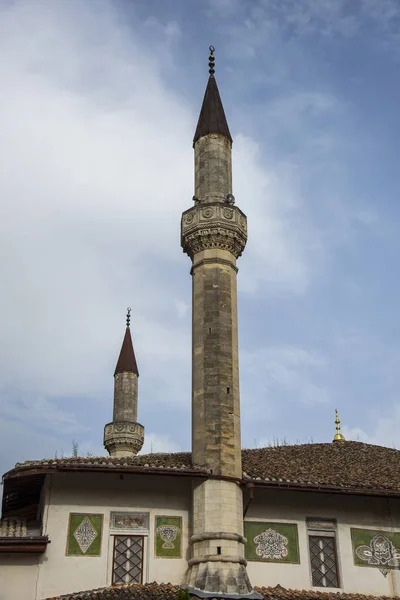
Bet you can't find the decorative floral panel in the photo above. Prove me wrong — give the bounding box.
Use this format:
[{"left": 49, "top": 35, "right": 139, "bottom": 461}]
[
  {"left": 110, "top": 512, "right": 149, "bottom": 531},
  {"left": 66, "top": 513, "right": 103, "bottom": 556},
  {"left": 155, "top": 516, "right": 182, "bottom": 558},
  {"left": 244, "top": 521, "right": 300, "bottom": 563},
  {"left": 351, "top": 528, "right": 400, "bottom": 569}
]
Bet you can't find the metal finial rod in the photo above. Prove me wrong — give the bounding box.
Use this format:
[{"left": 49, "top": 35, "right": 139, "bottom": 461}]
[
  {"left": 126, "top": 307, "right": 131, "bottom": 328},
  {"left": 209, "top": 45, "right": 215, "bottom": 75},
  {"left": 333, "top": 408, "right": 345, "bottom": 442}
]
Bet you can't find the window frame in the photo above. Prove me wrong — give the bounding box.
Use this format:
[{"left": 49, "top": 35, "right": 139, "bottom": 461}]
[
  {"left": 307, "top": 518, "right": 341, "bottom": 589},
  {"left": 111, "top": 534, "right": 145, "bottom": 586}
]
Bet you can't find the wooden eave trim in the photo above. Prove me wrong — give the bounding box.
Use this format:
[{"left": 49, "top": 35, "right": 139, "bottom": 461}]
[
  {"left": 4, "top": 466, "right": 400, "bottom": 499},
  {"left": 0, "top": 536, "right": 49, "bottom": 553},
  {"left": 248, "top": 480, "right": 400, "bottom": 499},
  {"left": 58, "top": 465, "right": 208, "bottom": 477},
  {"left": 3, "top": 465, "right": 209, "bottom": 480}
]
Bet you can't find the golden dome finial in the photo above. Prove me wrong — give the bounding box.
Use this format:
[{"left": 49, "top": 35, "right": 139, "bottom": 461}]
[{"left": 333, "top": 408, "right": 345, "bottom": 442}]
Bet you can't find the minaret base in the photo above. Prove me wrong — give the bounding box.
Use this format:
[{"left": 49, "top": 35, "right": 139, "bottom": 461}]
[
  {"left": 184, "top": 560, "right": 262, "bottom": 599},
  {"left": 185, "top": 480, "right": 261, "bottom": 599}
]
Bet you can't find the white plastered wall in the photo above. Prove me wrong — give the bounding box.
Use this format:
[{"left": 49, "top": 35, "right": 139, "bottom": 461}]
[
  {"left": 35, "top": 471, "right": 192, "bottom": 600},
  {"left": 0, "top": 554, "right": 39, "bottom": 600},
  {"left": 244, "top": 487, "right": 400, "bottom": 597},
  {"left": 3, "top": 474, "right": 400, "bottom": 599}
]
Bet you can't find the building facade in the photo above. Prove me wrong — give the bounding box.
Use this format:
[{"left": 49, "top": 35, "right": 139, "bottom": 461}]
[
  {"left": 1, "top": 48, "right": 400, "bottom": 600},
  {"left": 2, "top": 444, "right": 400, "bottom": 599}
]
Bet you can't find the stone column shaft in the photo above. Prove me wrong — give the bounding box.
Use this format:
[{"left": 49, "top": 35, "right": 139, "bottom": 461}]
[
  {"left": 181, "top": 131, "right": 256, "bottom": 597},
  {"left": 113, "top": 372, "right": 138, "bottom": 422},
  {"left": 192, "top": 249, "right": 241, "bottom": 478},
  {"left": 195, "top": 134, "right": 232, "bottom": 204}
]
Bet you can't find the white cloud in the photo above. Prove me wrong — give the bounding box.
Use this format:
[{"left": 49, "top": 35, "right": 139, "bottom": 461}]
[
  {"left": 0, "top": 2, "right": 191, "bottom": 393},
  {"left": 242, "top": 345, "right": 329, "bottom": 407},
  {"left": 0, "top": 418, "right": 61, "bottom": 475},
  {"left": 208, "top": 0, "right": 400, "bottom": 42},
  {"left": 207, "top": 0, "right": 243, "bottom": 18},
  {"left": 0, "top": 1, "right": 197, "bottom": 472},
  {"left": 141, "top": 432, "right": 182, "bottom": 455},
  {"left": 175, "top": 300, "right": 189, "bottom": 319},
  {"left": 234, "top": 135, "right": 320, "bottom": 294},
  {"left": 0, "top": 392, "right": 86, "bottom": 434},
  {"left": 0, "top": 2, "right": 315, "bottom": 389},
  {"left": 343, "top": 405, "right": 400, "bottom": 450}
]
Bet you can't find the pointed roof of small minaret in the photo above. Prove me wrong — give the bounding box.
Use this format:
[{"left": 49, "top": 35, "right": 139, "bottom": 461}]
[
  {"left": 114, "top": 308, "right": 139, "bottom": 376},
  {"left": 193, "top": 46, "right": 232, "bottom": 147}
]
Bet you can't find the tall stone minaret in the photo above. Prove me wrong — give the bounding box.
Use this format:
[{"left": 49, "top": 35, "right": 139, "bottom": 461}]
[
  {"left": 181, "top": 48, "right": 258, "bottom": 598},
  {"left": 104, "top": 308, "right": 144, "bottom": 458}
]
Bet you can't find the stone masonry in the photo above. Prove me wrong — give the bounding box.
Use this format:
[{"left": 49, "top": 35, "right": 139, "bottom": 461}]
[
  {"left": 181, "top": 61, "right": 259, "bottom": 598},
  {"left": 194, "top": 134, "right": 233, "bottom": 205}
]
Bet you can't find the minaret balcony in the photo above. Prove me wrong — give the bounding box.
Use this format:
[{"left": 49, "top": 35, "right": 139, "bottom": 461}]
[
  {"left": 181, "top": 201, "right": 247, "bottom": 260},
  {"left": 103, "top": 421, "right": 144, "bottom": 457}
]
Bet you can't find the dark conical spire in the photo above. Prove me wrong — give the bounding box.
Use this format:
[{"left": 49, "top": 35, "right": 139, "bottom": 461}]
[
  {"left": 114, "top": 308, "right": 139, "bottom": 376},
  {"left": 193, "top": 46, "right": 232, "bottom": 147}
]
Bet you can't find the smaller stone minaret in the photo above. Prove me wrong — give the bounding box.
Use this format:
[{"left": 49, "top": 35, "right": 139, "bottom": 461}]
[{"left": 104, "top": 308, "right": 144, "bottom": 458}]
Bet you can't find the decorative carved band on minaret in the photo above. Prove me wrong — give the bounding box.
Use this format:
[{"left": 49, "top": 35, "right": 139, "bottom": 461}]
[
  {"left": 104, "top": 309, "right": 144, "bottom": 458},
  {"left": 181, "top": 202, "right": 247, "bottom": 260},
  {"left": 104, "top": 420, "right": 144, "bottom": 457},
  {"left": 181, "top": 48, "right": 260, "bottom": 599}
]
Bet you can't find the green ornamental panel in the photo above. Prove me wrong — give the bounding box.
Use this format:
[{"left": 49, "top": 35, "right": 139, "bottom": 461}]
[
  {"left": 66, "top": 513, "right": 104, "bottom": 556},
  {"left": 351, "top": 528, "right": 400, "bottom": 569},
  {"left": 244, "top": 521, "right": 300, "bottom": 564},
  {"left": 155, "top": 516, "right": 182, "bottom": 558}
]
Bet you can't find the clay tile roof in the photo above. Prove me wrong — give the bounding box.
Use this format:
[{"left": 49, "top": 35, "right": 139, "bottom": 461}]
[
  {"left": 43, "top": 582, "right": 399, "bottom": 600},
  {"left": 114, "top": 327, "right": 139, "bottom": 376},
  {"left": 44, "top": 582, "right": 179, "bottom": 600},
  {"left": 7, "top": 442, "right": 400, "bottom": 496},
  {"left": 242, "top": 441, "right": 400, "bottom": 493},
  {"left": 257, "top": 585, "right": 398, "bottom": 600},
  {"left": 10, "top": 452, "right": 196, "bottom": 475},
  {"left": 193, "top": 75, "right": 232, "bottom": 146}
]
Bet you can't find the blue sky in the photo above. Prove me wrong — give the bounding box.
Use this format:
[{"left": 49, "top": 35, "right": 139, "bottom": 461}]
[{"left": 1, "top": 0, "right": 400, "bottom": 477}]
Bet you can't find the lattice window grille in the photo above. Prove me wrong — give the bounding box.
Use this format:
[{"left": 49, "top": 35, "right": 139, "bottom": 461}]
[
  {"left": 113, "top": 535, "right": 144, "bottom": 585},
  {"left": 309, "top": 535, "right": 340, "bottom": 588}
]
